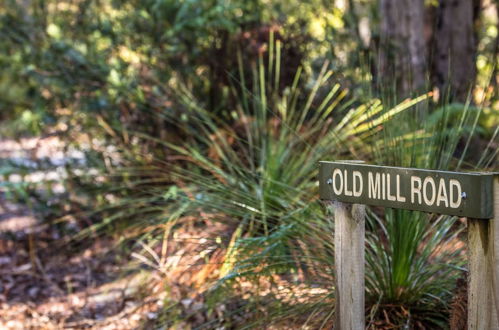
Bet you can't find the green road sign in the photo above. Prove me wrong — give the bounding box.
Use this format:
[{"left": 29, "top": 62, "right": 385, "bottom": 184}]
[{"left": 319, "top": 161, "right": 495, "bottom": 219}]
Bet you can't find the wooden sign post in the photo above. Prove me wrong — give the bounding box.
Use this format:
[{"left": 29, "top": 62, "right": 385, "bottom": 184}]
[
  {"left": 332, "top": 200, "right": 365, "bottom": 329},
  {"left": 319, "top": 161, "right": 498, "bottom": 330}
]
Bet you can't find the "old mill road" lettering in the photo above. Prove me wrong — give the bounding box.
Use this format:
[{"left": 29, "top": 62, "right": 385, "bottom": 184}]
[
  {"left": 319, "top": 161, "right": 494, "bottom": 218},
  {"left": 330, "top": 169, "right": 462, "bottom": 208}
]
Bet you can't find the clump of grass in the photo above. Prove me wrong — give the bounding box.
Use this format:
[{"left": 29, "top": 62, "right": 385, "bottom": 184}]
[{"left": 64, "top": 37, "right": 425, "bottom": 327}]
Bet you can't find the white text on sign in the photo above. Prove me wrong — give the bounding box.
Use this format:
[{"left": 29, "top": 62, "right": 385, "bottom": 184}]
[{"left": 330, "top": 169, "right": 463, "bottom": 208}]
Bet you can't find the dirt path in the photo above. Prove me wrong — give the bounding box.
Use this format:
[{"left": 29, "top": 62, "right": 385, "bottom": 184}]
[{"left": 0, "top": 137, "right": 163, "bottom": 329}]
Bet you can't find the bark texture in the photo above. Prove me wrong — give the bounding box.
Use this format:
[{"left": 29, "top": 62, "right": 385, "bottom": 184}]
[
  {"left": 378, "top": 0, "right": 427, "bottom": 97},
  {"left": 433, "top": 0, "right": 478, "bottom": 102}
]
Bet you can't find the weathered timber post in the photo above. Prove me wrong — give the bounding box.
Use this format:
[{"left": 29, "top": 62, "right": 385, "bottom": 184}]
[
  {"left": 468, "top": 176, "right": 499, "bottom": 329},
  {"left": 331, "top": 200, "right": 365, "bottom": 329}
]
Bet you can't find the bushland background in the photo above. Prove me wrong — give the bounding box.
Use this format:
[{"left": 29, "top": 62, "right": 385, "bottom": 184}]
[{"left": 0, "top": 0, "right": 498, "bottom": 328}]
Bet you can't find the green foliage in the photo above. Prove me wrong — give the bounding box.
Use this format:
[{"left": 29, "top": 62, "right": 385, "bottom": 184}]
[
  {"left": 0, "top": 0, "right": 379, "bottom": 138},
  {"left": 0, "top": 0, "right": 315, "bottom": 137}
]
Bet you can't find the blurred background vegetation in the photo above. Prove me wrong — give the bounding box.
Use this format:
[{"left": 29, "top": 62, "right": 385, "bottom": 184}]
[{"left": 0, "top": 0, "right": 497, "bottom": 328}]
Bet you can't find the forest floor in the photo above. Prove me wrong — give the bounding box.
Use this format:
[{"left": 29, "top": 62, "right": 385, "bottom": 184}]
[{"left": 0, "top": 137, "right": 168, "bottom": 329}]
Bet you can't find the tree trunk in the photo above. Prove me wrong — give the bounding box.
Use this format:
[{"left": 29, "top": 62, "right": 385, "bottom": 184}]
[
  {"left": 378, "top": 0, "right": 427, "bottom": 98},
  {"left": 432, "top": 0, "right": 479, "bottom": 102}
]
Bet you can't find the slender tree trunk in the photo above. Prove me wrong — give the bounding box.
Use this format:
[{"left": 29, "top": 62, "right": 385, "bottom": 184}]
[
  {"left": 378, "top": 0, "right": 427, "bottom": 98},
  {"left": 432, "top": 0, "right": 479, "bottom": 102}
]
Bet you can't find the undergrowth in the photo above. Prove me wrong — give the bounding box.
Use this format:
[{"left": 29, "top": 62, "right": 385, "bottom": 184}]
[{"left": 48, "top": 38, "right": 498, "bottom": 328}]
